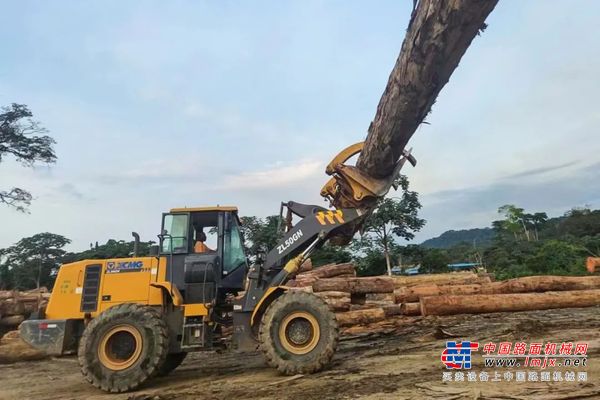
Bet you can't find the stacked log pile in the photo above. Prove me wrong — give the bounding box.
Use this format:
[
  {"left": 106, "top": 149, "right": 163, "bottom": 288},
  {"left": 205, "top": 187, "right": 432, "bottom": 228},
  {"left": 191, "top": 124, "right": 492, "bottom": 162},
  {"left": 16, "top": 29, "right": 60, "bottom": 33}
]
[
  {"left": 0, "top": 288, "right": 49, "bottom": 330},
  {"left": 0, "top": 288, "right": 50, "bottom": 364},
  {"left": 290, "top": 265, "right": 600, "bottom": 334},
  {"left": 290, "top": 263, "right": 421, "bottom": 333}
]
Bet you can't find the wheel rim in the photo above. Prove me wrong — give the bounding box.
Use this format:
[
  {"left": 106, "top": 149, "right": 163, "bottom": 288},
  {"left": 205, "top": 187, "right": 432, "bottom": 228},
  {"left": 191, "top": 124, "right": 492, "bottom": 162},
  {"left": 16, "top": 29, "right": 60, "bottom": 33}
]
[
  {"left": 278, "top": 311, "right": 320, "bottom": 355},
  {"left": 98, "top": 324, "right": 143, "bottom": 370}
]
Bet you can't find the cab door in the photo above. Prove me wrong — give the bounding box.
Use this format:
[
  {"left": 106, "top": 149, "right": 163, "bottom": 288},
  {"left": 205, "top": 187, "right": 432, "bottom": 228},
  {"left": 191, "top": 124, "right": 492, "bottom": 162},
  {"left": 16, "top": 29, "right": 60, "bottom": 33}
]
[{"left": 220, "top": 212, "right": 248, "bottom": 290}]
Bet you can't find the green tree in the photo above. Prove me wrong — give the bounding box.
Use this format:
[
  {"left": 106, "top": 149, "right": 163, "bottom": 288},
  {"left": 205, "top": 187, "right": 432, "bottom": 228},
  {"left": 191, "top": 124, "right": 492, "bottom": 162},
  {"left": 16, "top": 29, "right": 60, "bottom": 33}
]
[
  {"left": 239, "top": 215, "right": 280, "bottom": 255},
  {"left": 422, "top": 248, "right": 451, "bottom": 273},
  {"left": 62, "top": 239, "right": 156, "bottom": 263},
  {"left": 0, "top": 233, "right": 70, "bottom": 290},
  {"left": 353, "top": 242, "right": 388, "bottom": 276},
  {"left": 310, "top": 244, "right": 352, "bottom": 267},
  {"left": 528, "top": 212, "right": 548, "bottom": 241},
  {"left": 498, "top": 204, "right": 529, "bottom": 241},
  {"left": 359, "top": 175, "right": 425, "bottom": 276},
  {"left": 526, "top": 240, "right": 586, "bottom": 275},
  {"left": 0, "top": 104, "right": 56, "bottom": 211},
  {"left": 558, "top": 208, "right": 600, "bottom": 237}
]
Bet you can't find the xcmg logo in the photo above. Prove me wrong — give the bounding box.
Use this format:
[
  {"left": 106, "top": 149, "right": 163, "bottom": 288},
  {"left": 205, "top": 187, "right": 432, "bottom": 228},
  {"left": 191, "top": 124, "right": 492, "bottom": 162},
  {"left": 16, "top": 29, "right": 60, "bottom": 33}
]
[{"left": 106, "top": 260, "right": 144, "bottom": 274}]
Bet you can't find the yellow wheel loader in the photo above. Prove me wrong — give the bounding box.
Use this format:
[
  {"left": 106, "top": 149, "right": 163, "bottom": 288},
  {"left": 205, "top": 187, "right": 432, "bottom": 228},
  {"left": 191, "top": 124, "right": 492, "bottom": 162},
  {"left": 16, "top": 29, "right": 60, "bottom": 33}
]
[{"left": 19, "top": 143, "right": 416, "bottom": 393}]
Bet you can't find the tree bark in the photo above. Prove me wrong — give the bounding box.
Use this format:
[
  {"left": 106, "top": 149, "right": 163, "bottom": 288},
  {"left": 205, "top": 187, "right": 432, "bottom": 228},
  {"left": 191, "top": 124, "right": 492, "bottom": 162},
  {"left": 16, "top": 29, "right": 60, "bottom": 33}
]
[
  {"left": 400, "top": 302, "right": 421, "bottom": 316},
  {"left": 335, "top": 308, "right": 386, "bottom": 327},
  {"left": 324, "top": 299, "right": 351, "bottom": 312},
  {"left": 395, "top": 276, "right": 600, "bottom": 302},
  {"left": 313, "top": 277, "right": 395, "bottom": 294},
  {"left": 383, "top": 227, "right": 392, "bottom": 276},
  {"left": 366, "top": 293, "right": 395, "bottom": 302},
  {"left": 301, "top": 263, "right": 356, "bottom": 279},
  {"left": 392, "top": 271, "right": 488, "bottom": 288},
  {"left": 382, "top": 304, "right": 404, "bottom": 317},
  {"left": 420, "top": 289, "right": 600, "bottom": 316},
  {"left": 314, "top": 291, "right": 350, "bottom": 299},
  {"left": 484, "top": 275, "right": 600, "bottom": 293},
  {"left": 0, "top": 315, "right": 25, "bottom": 327},
  {"left": 356, "top": 0, "right": 499, "bottom": 179},
  {"left": 298, "top": 258, "right": 313, "bottom": 274}
]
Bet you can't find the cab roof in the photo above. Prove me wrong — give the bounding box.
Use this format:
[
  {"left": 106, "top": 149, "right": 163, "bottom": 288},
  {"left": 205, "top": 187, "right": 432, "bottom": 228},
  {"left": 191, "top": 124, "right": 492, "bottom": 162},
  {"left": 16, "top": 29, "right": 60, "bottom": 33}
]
[{"left": 170, "top": 206, "right": 238, "bottom": 213}]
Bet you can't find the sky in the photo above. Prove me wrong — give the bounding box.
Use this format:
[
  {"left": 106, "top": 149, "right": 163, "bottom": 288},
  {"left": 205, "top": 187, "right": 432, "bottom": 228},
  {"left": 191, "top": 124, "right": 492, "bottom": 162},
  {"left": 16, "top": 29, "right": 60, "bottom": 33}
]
[{"left": 1, "top": 1, "right": 599, "bottom": 251}]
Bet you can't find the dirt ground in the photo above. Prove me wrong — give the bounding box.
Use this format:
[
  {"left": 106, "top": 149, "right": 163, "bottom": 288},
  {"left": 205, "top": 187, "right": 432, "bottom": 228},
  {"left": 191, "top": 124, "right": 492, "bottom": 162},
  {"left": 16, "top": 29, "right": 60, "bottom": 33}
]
[{"left": 1, "top": 307, "right": 598, "bottom": 400}]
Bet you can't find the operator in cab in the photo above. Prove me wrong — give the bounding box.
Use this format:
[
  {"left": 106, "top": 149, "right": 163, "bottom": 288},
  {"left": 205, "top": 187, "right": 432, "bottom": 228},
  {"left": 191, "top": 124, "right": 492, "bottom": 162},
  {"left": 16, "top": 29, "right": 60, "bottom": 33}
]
[{"left": 194, "top": 227, "right": 214, "bottom": 253}]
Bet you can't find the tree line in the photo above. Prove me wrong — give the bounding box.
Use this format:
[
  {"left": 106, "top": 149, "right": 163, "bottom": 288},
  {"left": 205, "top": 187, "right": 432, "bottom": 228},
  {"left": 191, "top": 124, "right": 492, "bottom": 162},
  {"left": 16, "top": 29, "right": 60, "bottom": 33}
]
[
  {"left": 0, "top": 176, "right": 425, "bottom": 290},
  {"left": 1, "top": 102, "right": 597, "bottom": 290}
]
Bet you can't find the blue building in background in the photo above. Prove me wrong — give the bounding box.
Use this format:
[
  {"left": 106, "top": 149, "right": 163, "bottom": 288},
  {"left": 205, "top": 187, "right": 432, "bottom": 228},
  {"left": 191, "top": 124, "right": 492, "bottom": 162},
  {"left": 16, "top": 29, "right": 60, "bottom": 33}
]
[
  {"left": 391, "top": 262, "right": 482, "bottom": 275},
  {"left": 447, "top": 262, "right": 482, "bottom": 271}
]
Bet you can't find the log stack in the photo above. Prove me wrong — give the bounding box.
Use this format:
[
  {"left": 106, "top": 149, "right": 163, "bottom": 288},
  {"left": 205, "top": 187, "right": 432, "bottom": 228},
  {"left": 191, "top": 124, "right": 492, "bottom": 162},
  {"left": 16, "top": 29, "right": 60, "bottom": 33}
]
[
  {"left": 0, "top": 288, "right": 50, "bottom": 331},
  {"left": 289, "top": 263, "right": 401, "bottom": 333},
  {"left": 0, "top": 288, "right": 50, "bottom": 364},
  {"left": 289, "top": 265, "right": 600, "bottom": 334}
]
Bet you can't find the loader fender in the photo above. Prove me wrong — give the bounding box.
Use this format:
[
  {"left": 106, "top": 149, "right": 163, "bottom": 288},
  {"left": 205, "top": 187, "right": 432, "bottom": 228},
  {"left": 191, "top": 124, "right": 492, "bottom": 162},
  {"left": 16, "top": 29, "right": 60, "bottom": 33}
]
[
  {"left": 150, "top": 282, "right": 184, "bottom": 306},
  {"left": 250, "top": 286, "right": 287, "bottom": 327}
]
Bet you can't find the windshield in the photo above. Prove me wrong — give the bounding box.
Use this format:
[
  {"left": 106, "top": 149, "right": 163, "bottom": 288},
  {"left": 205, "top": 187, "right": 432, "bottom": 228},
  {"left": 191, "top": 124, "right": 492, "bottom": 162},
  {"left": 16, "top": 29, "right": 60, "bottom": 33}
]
[
  {"left": 162, "top": 214, "right": 189, "bottom": 254},
  {"left": 223, "top": 216, "right": 246, "bottom": 274}
]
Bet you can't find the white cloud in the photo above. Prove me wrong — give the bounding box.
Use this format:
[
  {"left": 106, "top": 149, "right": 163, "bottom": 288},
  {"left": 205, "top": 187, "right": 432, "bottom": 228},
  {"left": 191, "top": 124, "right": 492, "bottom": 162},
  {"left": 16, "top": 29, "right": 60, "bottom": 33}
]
[{"left": 218, "top": 160, "right": 323, "bottom": 190}]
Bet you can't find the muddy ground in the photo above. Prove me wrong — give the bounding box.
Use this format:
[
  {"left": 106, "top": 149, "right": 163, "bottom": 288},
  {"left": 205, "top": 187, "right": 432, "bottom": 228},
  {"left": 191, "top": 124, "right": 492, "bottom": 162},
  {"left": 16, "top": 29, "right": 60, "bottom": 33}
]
[{"left": 1, "top": 307, "right": 599, "bottom": 400}]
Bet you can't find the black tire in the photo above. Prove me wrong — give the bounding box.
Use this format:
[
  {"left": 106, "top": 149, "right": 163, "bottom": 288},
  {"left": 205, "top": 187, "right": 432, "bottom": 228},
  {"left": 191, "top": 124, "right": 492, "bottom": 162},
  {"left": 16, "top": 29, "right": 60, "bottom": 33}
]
[
  {"left": 78, "top": 303, "right": 169, "bottom": 393},
  {"left": 156, "top": 352, "right": 187, "bottom": 377},
  {"left": 259, "top": 291, "right": 338, "bottom": 375}
]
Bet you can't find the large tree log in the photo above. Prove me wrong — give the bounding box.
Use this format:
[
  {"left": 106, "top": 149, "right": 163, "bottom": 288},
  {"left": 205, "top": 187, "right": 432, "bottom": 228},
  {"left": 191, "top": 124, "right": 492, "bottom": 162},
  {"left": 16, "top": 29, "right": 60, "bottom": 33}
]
[
  {"left": 288, "top": 275, "right": 318, "bottom": 288},
  {"left": 0, "top": 334, "right": 47, "bottom": 364},
  {"left": 335, "top": 308, "right": 386, "bottom": 327},
  {"left": 306, "top": 263, "right": 356, "bottom": 279},
  {"left": 366, "top": 293, "right": 396, "bottom": 302},
  {"left": 313, "top": 277, "right": 395, "bottom": 294},
  {"left": 382, "top": 304, "right": 404, "bottom": 317},
  {"left": 487, "top": 276, "right": 600, "bottom": 293},
  {"left": 314, "top": 291, "right": 349, "bottom": 299},
  {"left": 401, "top": 302, "right": 421, "bottom": 316},
  {"left": 397, "top": 276, "right": 600, "bottom": 302},
  {"left": 392, "top": 272, "right": 488, "bottom": 288},
  {"left": 325, "top": 299, "right": 351, "bottom": 312},
  {"left": 0, "top": 315, "right": 25, "bottom": 327},
  {"left": 355, "top": 0, "right": 498, "bottom": 179},
  {"left": 298, "top": 258, "right": 313, "bottom": 274},
  {"left": 395, "top": 283, "right": 487, "bottom": 302},
  {"left": 420, "top": 289, "right": 600, "bottom": 316}
]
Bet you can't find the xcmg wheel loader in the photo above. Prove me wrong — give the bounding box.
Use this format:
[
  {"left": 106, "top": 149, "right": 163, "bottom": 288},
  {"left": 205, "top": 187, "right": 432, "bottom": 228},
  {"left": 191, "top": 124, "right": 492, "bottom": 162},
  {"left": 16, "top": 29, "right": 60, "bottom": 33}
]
[{"left": 19, "top": 143, "right": 415, "bottom": 392}]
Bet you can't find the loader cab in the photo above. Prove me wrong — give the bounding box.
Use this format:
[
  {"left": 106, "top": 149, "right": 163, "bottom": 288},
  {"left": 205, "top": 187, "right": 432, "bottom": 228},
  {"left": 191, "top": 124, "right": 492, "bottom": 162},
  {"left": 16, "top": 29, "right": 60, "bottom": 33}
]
[{"left": 160, "top": 206, "right": 248, "bottom": 304}]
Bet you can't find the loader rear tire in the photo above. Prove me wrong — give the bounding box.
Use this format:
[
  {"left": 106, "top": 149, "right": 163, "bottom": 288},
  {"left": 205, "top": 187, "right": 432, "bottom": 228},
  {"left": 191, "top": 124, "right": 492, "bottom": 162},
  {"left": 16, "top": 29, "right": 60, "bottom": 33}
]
[
  {"left": 259, "top": 291, "right": 338, "bottom": 375},
  {"left": 156, "top": 352, "right": 187, "bottom": 376},
  {"left": 78, "top": 303, "right": 168, "bottom": 393}
]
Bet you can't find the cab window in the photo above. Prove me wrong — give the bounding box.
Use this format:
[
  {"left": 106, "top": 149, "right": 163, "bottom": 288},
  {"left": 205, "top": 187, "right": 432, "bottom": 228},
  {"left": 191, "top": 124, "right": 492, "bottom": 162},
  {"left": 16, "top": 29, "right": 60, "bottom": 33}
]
[
  {"left": 223, "top": 217, "right": 246, "bottom": 274},
  {"left": 162, "top": 214, "right": 189, "bottom": 254}
]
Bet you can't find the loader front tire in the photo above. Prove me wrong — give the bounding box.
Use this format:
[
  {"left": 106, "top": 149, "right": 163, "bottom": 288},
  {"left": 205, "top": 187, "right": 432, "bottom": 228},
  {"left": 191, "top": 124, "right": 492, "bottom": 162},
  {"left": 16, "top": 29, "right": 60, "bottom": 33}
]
[
  {"left": 78, "top": 303, "right": 168, "bottom": 393},
  {"left": 259, "top": 291, "right": 338, "bottom": 375}
]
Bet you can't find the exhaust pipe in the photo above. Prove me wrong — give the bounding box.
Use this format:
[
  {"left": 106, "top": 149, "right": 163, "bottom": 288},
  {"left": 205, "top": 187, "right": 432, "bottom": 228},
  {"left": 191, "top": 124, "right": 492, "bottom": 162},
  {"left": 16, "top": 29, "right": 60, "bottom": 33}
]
[{"left": 132, "top": 232, "right": 140, "bottom": 257}]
